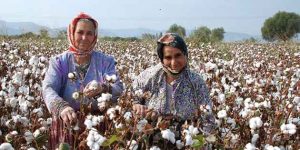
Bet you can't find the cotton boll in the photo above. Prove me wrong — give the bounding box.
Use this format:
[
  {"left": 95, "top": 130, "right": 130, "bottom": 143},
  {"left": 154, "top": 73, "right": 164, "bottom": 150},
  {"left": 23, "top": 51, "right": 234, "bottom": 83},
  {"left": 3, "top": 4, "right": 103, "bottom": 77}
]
[
  {"left": 101, "top": 93, "right": 112, "bottom": 101},
  {"left": 0, "top": 143, "right": 14, "bottom": 150},
  {"left": 264, "top": 144, "right": 281, "bottom": 150},
  {"left": 217, "top": 110, "right": 227, "bottom": 119},
  {"left": 33, "top": 129, "right": 40, "bottom": 138},
  {"left": 150, "top": 146, "right": 160, "bottom": 150},
  {"left": 218, "top": 94, "right": 226, "bottom": 104},
  {"left": 176, "top": 140, "right": 184, "bottom": 149},
  {"left": 24, "top": 68, "right": 31, "bottom": 75},
  {"left": 245, "top": 143, "right": 256, "bottom": 150},
  {"left": 249, "top": 117, "right": 263, "bottom": 130},
  {"left": 185, "top": 134, "right": 193, "bottom": 146},
  {"left": 206, "top": 134, "right": 217, "bottom": 143},
  {"left": 188, "top": 125, "right": 199, "bottom": 135},
  {"left": 293, "top": 96, "right": 300, "bottom": 104},
  {"left": 29, "top": 56, "right": 39, "bottom": 66},
  {"left": 134, "top": 89, "right": 143, "bottom": 97},
  {"left": 98, "top": 102, "right": 107, "bottom": 110},
  {"left": 251, "top": 134, "right": 259, "bottom": 144},
  {"left": 127, "top": 140, "right": 138, "bottom": 150},
  {"left": 105, "top": 75, "right": 112, "bottom": 82},
  {"left": 72, "top": 92, "right": 80, "bottom": 100},
  {"left": 115, "top": 123, "right": 123, "bottom": 129},
  {"left": 123, "top": 112, "right": 132, "bottom": 122},
  {"left": 137, "top": 119, "right": 148, "bottom": 132},
  {"left": 86, "top": 129, "right": 106, "bottom": 150},
  {"left": 110, "top": 74, "right": 117, "bottom": 82},
  {"left": 24, "top": 131, "right": 34, "bottom": 144},
  {"left": 39, "top": 56, "right": 47, "bottom": 63},
  {"left": 8, "top": 97, "right": 18, "bottom": 108},
  {"left": 84, "top": 119, "right": 93, "bottom": 129},
  {"left": 68, "top": 72, "right": 76, "bottom": 79},
  {"left": 32, "top": 108, "right": 43, "bottom": 117},
  {"left": 89, "top": 80, "right": 99, "bottom": 90},
  {"left": 280, "top": 123, "right": 297, "bottom": 135},
  {"left": 230, "top": 134, "right": 239, "bottom": 144},
  {"left": 73, "top": 123, "right": 80, "bottom": 131},
  {"left": 161, "top": 129, "right": 175, "bottom": 144}
]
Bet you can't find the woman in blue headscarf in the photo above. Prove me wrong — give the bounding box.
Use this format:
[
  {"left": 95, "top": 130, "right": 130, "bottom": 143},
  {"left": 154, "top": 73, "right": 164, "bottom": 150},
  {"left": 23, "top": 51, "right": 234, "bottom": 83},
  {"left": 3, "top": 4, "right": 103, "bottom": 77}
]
[{"left": 132, "top": 33, "right": 215, "bottom": 132}]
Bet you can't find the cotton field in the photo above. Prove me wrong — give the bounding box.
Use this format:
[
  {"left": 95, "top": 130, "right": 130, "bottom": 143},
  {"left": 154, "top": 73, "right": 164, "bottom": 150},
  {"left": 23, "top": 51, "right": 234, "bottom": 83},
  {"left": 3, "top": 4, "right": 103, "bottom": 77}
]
[{"left": 0, "top": 38, "right": 299, "bottom": 150}]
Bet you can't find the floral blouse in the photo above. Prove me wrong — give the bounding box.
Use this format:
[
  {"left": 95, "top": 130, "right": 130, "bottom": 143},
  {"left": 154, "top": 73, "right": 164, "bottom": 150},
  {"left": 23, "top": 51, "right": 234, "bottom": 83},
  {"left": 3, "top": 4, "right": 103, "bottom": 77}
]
[
  {"left": 42, "top": 50, "right": 124, "bottom": 116},
  {"left": 133, "top": 64, "right": 215, "bottom": 131}
]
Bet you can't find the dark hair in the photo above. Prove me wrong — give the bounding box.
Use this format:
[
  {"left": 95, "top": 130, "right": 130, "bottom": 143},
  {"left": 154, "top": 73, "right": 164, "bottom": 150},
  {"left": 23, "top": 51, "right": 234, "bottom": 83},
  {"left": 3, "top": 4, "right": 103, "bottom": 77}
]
[{"left": 157, "top": 33, "right": 188, "bottom": 62}]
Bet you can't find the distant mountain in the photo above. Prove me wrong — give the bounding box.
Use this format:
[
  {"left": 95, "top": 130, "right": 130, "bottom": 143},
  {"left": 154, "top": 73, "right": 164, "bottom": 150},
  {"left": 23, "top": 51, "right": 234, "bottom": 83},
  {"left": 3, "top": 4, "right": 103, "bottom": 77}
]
[
  {"left": 0, "top": 20, "right": 48, "bottom": 35},
  {"left": 223, "top": 32, "right": 261, "bottom": 42},
  {"left": 100, "top": 28, "right": 162, "bottom": 37},
  {"left": 0, "top": 20, "right": 265, "bottom": 42}
]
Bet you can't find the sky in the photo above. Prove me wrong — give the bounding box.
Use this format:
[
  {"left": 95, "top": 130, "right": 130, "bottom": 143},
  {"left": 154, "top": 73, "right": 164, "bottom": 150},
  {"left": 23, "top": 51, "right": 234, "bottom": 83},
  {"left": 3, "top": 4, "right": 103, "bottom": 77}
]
[{"left": 0, "top": 0, "right": 299, "bottom": 35}]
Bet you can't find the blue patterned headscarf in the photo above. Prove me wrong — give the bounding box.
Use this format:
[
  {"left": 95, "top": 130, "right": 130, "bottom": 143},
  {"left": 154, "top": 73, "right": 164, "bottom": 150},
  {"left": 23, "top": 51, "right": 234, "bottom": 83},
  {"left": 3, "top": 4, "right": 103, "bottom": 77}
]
[{"left": 157, "top": 33, "right": 188, "bottom": 62}]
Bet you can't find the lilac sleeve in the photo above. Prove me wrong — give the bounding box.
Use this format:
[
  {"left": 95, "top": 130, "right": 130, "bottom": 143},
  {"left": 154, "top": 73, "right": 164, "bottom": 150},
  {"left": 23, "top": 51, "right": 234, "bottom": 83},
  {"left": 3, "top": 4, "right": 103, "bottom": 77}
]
[
  {"left": 42, "top": 57, "right": 69, "bottom": 116},
  {"left": 105, "top": 58, "right": 124, "bottom": 102}
]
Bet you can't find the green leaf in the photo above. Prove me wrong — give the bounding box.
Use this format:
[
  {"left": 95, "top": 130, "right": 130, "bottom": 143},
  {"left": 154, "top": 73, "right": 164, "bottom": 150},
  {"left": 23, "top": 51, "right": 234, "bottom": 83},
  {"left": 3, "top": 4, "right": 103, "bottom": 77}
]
[
  {"left": 58, "top": 143, "right": 70, "bottom": 150},
  {"left": 192, "top": 139, "right": 204, "bottom": 148},
  {"left": 102, "top": 135, "right": 120, "bottom": 147},
  {"left": 35, "top": 133, "right": 48, "bottom": 147},
  {"left": 192, "top": 135, "right": 205, "bottom": 148}
]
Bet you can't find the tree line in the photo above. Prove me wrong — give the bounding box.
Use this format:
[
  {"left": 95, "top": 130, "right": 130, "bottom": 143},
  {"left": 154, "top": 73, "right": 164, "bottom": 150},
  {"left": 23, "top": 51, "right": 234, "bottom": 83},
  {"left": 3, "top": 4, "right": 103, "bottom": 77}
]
[{"left": 4, "top": 11, "right": 300, "bottom": 43}]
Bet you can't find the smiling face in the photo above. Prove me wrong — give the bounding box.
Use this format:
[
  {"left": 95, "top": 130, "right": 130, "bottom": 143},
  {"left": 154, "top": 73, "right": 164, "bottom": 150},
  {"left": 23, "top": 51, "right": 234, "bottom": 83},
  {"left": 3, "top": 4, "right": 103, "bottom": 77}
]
[
  {"left": 74, "top": 20, "right": 96, "bottom": 51},
  {"left": 162, "top": 45, "right": 187, "bottom": 73}
]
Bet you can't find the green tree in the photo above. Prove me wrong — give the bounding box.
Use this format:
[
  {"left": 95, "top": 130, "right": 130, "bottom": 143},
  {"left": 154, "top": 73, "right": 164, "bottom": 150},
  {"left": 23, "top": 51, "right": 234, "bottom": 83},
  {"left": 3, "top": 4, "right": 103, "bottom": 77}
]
[
  {"left": 57, "top": 30, "right": 67, "bottom": 39},
  {"left": 19, "top": 32, "right": 37, "bottom": 38},
  {"left": 261, "top": 11, "right": 300, "bottom": 41},
  {"left": 141, "top": 33, "right": 156, "bottom": 40},
  {"left": 39, "top": 28, "right": 49, "bottom": 39},
  {"left": 211, "top": 27, "right": 225, "bottom": 42},
  {"left": 190, "top": 26, "right": 211, "bottom": 44},
  {"left": 167, "top": 24, "right": 186, "bottom": 37}
]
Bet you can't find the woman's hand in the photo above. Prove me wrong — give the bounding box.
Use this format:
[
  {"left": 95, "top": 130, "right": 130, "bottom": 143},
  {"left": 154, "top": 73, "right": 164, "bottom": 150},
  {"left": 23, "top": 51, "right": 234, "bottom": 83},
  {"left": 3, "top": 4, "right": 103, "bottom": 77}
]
[
  {"left": 60, "top": 106, "right": 77, "bottom": 126},
  {"left": 132, "top": 104, "right": 148, "bottom": 117},
  {"left": 133, "top": 104, "right": 159, "bottom": 120},
  {"left": 83, "top": 81, "right": 104, "bottom": 98}
]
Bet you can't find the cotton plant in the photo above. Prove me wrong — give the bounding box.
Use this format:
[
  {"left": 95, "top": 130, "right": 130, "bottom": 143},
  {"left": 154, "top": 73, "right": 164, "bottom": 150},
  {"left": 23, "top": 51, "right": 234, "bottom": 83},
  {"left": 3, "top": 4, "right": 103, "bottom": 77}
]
[
  {"left": 251, "top": 133, "right": 259, "bottom": 145},
  {"left": 5, "top": 131, "right": 18, "bottom": 142},
  {"left": 24, "top": 131, "right": 34, "bottom": 144},
  {"left": 176, "top": 140, "right": 184, "bottom": 149},
  {"left": 33, "top": 129, "right": 41, "bottom": 138},
  {"left": 149, "top": 146, "right": 161, "bottom": 150},
  {"left": 84, "top": 114, "right": 104, "bottom": 129},
  {"left": 245, "top": 143, "right": 256, "bottom": 150},
  {"left": 86, "top": 129, "right": 107, "bottom": 150},
  {"left": 136, "top": 118, "right": 148, "bottom": 132},
  {"left": 123, "top": 111, "right": 132, "bottom": 122},
  {"left": 106, "top": 107, "right": 117, "bottom": 120},
  {"left": 97, "top": 93, "right": 112, "bottom": 111},
  {"left": 127, "top": 140, "right": 138, "bottom": 150},
  {"left": 264, "top": 144, "right": 280, "bottom": 150},
  {"left": 0, "top": 143, "right": 14, "bottom": 150},
  {"left": 249, "top": 117, "right": 263, "bottom": 130},
  {"left": 198, "top": 104, "right": 212, "bottom": 114},
  {"left": 161, "top": 129, "right": 176, "bottom": 144},
  {"left": 217, "top": 110, "right": 227, "bottom": 119},
  {"left": 32, "top": 108, "right": 44, "bottom": 117},
  {"left": 280, "top": 123, "right": 297, "bottom": 135},
  {"left": 105, "top": 74, "right": 117, "bottom": 83}
]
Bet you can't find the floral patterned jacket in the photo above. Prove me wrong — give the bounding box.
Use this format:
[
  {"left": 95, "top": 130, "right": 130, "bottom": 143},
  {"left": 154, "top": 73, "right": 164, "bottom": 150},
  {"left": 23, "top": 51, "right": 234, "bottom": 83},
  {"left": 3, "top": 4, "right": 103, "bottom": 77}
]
[{"left": 42, "top": 50, "right": 124, "bottom": 116}]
